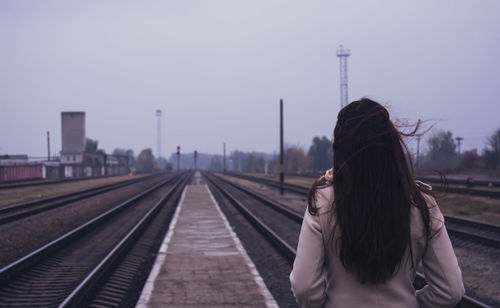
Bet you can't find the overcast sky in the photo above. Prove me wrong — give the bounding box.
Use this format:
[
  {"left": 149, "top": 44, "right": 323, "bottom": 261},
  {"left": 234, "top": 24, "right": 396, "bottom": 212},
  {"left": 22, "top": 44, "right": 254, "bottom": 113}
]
[{"left": 1, "top": 1, "right": 499, "bottom": 160}]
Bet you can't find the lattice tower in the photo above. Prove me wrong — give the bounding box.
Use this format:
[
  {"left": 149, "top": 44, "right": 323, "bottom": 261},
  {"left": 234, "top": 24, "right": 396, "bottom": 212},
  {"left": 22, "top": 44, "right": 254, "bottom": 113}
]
[{"left": 336, "top": 45, "right": 351, "bottom": 108}]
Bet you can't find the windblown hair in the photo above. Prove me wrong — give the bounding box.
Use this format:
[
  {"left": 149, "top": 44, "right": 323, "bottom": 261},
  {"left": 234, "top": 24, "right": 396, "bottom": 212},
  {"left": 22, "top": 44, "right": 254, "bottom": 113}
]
[{"left": 308, "top": 98, "right": 432, "bottom": 284}]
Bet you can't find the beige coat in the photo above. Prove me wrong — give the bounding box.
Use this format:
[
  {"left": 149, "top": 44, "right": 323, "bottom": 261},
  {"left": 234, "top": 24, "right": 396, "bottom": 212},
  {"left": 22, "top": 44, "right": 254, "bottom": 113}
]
[{"left": 290, "top": 175, "right": 464, "bottom": 308}]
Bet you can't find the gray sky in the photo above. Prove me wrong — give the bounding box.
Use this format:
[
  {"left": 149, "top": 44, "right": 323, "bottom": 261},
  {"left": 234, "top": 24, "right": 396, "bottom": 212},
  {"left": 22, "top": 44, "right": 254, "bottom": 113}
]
[{"left": 1, "top": 1, "right": 499, "bottom": 159}]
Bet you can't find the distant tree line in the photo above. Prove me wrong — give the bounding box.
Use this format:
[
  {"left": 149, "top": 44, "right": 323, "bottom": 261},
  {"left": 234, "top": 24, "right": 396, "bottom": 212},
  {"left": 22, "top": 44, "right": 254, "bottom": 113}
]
[
  {"left": 416, "top": 128, "right": 500, "bottom": 172},
  {"left": 105, "top": 126, "right": 500, "bottom": 175},
  {"left": 230, "top": 151, "right": 269, "bottom": 173},
  {"left": 223, "top": 127, "right": 500, "bottom": 175},
  {"left": 228, "top": 137, "right": 332, "bottom": 174}
]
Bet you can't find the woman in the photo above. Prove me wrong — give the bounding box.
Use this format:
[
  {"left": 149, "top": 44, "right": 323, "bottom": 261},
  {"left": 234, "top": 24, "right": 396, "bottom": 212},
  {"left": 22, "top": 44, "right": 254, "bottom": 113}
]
[{"left": 290, "top": 98, "right": 464, "bottom": 307}]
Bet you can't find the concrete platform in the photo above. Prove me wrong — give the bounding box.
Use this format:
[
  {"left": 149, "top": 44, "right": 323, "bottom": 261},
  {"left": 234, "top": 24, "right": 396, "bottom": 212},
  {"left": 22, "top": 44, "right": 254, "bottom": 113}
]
[{"left": 136, "top": 180, "right": 277, "bottom": 308}]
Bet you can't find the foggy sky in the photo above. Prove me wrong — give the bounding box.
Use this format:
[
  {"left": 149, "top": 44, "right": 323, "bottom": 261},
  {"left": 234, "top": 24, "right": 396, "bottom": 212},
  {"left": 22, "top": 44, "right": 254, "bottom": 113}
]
[{"left": 1, "top": 1, "right": 499, "bottom": 160}]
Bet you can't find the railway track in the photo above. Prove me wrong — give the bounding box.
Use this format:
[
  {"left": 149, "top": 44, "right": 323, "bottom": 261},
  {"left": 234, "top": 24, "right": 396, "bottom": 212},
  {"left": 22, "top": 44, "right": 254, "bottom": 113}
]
[
  {"left": 283, "top": 172, "right": 500, "bottom": 189},
  {"left": 226, "top": 171, "right": 500, "bottom": 248},
  {"left": 274, "top": 172, "right": 500, "bottom": 197},
  {"left": 445, "top": 216, "right": 500, "bottom": 248},
  {"left": 418, "top": 176, "right": 499, "bottom": 189},
  {"left": 0, "top": 172, "right": 191, "bottom": 307},
  {"left": 205, "top": 171, "right": 493, "bottom": 308},
  {"left": 0, "top": 173, "right": 163, "bottom": 225},
  {"left": 227, "top": 172, "right": 310, "bottom": 195},
  {"left": 0, "top": 174, "right": 131, "bottom": 190}
]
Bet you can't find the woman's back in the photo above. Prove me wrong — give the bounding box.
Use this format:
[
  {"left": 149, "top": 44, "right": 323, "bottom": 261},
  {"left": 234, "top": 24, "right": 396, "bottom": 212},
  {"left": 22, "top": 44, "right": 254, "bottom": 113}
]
[
  {"left": 290, "top": 177, "right": 464, "bottom": 307},
  {"left": 290, "top": 99, "right": 464, "bottom": 307}
]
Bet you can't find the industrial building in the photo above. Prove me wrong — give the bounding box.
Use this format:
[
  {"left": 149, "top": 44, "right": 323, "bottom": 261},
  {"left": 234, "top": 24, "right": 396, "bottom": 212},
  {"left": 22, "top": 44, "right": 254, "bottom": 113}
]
[
  {"left": 0, "top": 112, "right": 129, "bottom": 182},
  {"left": 59, "top": 111, "right": 129, "bottom": 178}
]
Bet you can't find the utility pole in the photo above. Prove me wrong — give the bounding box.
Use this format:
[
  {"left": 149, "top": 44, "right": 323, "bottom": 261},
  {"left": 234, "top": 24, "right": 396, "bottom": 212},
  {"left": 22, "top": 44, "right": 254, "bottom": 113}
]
[
  {"left": 223, "top": 142, "right": 227, "bottom": 174},
  {"left": 336, "top": 45, "right": 351, "bottom": 108},
  {"left": 455, "top": 137, "right": 463, "bottom": 162},
  {"left": 47, "top": 131, "right": 51, "bottom": 161},
  {"left": 156, "top": 110, "right": 162, "bottom": 161},
  {"left": 497, "top": 133, "right": 500, "bottom": 169},
  {"left": 176, "top": 146, "right": 180, "bottom": 171},
  {"left": 416, "top": 136, "right": 421, "bottom": 169},
  {"left": 280, "top": 99, "right": 284, "bottom": 195},
  {"left": 194, "top": 150, "right": 198, "bottom": 170}
]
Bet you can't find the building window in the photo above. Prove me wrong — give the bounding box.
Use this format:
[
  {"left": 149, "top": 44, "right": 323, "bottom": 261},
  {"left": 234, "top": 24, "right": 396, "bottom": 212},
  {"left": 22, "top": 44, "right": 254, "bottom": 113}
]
[
  {"left": 66, "top": 156, "right": 69, "bottom": 162},
  {"left": 73, "top": 156, "right": 76, "bottom": 161}
]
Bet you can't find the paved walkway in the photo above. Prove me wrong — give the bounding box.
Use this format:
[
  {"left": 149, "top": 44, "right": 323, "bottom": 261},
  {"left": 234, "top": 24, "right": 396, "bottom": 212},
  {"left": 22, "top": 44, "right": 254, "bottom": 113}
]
[{"left": 137, "top": 181, "right": 277, "bottom": 307}]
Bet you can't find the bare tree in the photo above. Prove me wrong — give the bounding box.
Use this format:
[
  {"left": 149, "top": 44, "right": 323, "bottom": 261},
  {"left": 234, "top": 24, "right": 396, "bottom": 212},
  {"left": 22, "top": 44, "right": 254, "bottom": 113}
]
[
  {"left": 136, "top": 149, "right": 155, "bottom": 173},
  {"left": 284, "top": 144, "right": 309, "bottom": 174},
  {"left": 209, "top": 156, "right": 222, "bottom": 171},
  {"left": 85, "top": 138, "right": 98, "bottom": 153},
  {"left": 424, "top": 130, "right": 457, "bottom": 171},
  {"left": 308, "top": 136, "right": 332, "bottom": 172},
  {"left": 484, "top": 128, "right": 500, "bottom": 169}
]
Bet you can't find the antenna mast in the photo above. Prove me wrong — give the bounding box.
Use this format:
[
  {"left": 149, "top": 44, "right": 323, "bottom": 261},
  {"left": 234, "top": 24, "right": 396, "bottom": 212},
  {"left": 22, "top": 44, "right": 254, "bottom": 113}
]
[{"left": 336, "top": 45, "right": 351, "bottom": 108}]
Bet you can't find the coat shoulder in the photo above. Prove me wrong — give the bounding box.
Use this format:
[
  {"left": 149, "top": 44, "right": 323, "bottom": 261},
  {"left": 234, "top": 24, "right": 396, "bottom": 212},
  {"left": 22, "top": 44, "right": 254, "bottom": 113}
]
[{"left": 313, "top": 180, "right": 334, "bottom": 214}]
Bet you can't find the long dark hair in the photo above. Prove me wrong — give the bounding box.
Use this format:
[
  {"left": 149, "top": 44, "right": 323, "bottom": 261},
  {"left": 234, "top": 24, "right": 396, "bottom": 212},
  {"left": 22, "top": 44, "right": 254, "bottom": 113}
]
[{"left": 308, "top": 98, "right": 432, "bottom": 284}]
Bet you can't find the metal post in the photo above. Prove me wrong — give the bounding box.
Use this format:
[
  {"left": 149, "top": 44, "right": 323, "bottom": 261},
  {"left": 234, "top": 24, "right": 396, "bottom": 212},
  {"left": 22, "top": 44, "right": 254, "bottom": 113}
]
[
  {"left": 223, "top": 142, "right": 227, "bottom": 174},
  {"left": 194, "top": 151, "right": 197, "bottom": 170},
  {"left": 47, "top": 131, "right": 51, "bottom": 161},
  {"left": 497, "top": 134, "right": 500, "bottom": 169},
  {"left": 336, "top": 45, "right": 351, "bottom": 108},
  {"left": 455, "top": 137, "right": 463, "bottom": 162},
  {"left": 177, "top": 146, "right": 180, "bottom": 172},
  {"left": 416, "top": 136, "right": 421, "bottom": 169},
  {"left": 156, "top": 110, "right": 162, "bottom": 161},
  {"left": 280, "top": 99, "right": 284, "bottom": 195}
]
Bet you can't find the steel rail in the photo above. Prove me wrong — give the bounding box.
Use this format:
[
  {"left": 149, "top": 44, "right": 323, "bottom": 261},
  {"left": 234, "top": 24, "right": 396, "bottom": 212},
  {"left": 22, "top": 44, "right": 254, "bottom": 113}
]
[
  {"left": 417, "top": 176, "right": 500, "bottom": 188},
  {"left": 205, "top": 172, "right": 297, "bottom": 262},
  {"left": 445, "top": 226, "right": 500, "bottom": 248},
  {"left": 58, "top": 173, "right": 190, "bottom": 307},
  {"left": 215, "top": 173, "right": 500, "bottom": 248},
  {"left": 209, "top": 172, "right": 303, "bottom": 223},
  {"left": 1, "top": 173, "right": 161, "bottom": 212},
  {"left": 443, "top": 185, "right": 500, "bottom": 198},
  {"left": 446, "top": 216, "right": 500, "bottom": 236},
  {"left": 276, "top": 172, "right": 500, "bottom": 188},
  {"left": 229, "top": 172, "right": 500, "bottom": 198},
  {"left": 0, "top": 173, "right": 182, "bottom": 286},
  {"left": 83, "top": 173, "right": 191, "bottom": 307},
  {"left": 225, "top": 172, "right": 309, "bottom": 195},
  {"left": 0, "top": 173, "right": 163, "bottom": 225},
  {"left": 224, "top": 172, "right": 500, "bottom": 248},
  {"left": 205, "top": 172, "right": 491, "bottom": 308},
  {"left": 0, "top": 174, "right": 133, "bottom": 190}
]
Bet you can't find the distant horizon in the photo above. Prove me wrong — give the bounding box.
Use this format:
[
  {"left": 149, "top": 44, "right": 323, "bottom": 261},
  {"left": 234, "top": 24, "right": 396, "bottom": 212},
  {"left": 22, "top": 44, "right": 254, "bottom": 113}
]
[{"left": 2, "top": 115, "right": 498, "bottom": 160}]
